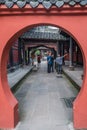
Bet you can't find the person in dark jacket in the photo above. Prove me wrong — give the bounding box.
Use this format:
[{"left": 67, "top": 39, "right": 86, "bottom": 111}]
[
  {"left": 50, "top": 54, "right": 54, "bottom": 72},
  {"left": 47, "top": 52, "right": 52, "bottom": 73}
]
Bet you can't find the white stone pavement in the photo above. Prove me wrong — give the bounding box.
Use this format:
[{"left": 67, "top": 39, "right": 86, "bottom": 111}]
[{"left": 10, "top": 61, "right": 79, "bottom": 130}]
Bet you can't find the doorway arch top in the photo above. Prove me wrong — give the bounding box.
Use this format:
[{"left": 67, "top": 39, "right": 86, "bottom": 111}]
[{"left": 0, "top": 8, "right": 87, "bottom": 128}]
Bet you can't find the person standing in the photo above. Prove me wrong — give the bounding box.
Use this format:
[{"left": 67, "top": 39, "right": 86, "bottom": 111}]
[
  {"left": 47, "top": 52, "right": 52, "bottom": 73},
  {"left": 55, "top": 53, "right": 67, "bottom": 75},
  {"left": 37, "top": 55, "right": 41, "bottom": 68},
  {"left": 50, "top": 54, "right": 54, "bottom": 72}
]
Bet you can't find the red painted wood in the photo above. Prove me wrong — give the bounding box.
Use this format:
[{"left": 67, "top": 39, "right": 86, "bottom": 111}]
[{"left": 0, "top": 6, "right": 87, "bottom": 128}]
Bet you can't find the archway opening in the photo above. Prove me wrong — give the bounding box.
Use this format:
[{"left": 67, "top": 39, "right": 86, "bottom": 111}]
[
  {"left": 7, "top": 24, "right": 84, "bottom": 89},
  {"left": 0, "top": 24, "right": 85, "bottom": 129}
]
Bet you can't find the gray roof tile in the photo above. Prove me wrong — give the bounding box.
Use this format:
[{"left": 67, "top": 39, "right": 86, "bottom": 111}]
[
  {"left": 21, "top": 31, "right": 67, "bottom": 40},
  {"left": 0, "top": 0, "right": 87, "bottom": 9}
]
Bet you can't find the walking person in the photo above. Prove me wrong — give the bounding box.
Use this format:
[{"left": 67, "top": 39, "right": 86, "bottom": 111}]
[
  {"left": 37, "top": 55, "right": 41, "bottom": 68},
  {"left": 55, "top": 53, "right": 68, "bottom": 76}
]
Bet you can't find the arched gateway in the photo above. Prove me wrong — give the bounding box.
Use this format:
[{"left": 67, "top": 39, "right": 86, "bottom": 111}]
[{"left": 0, "top": 0, "right": 87, "bottom": 129}]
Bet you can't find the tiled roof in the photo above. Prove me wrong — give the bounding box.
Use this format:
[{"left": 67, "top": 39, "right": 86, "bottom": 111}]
[
  {"left": 0, "top": 0, "right": 87, "bottom": 9},
  {"left": 21, "top": 31, "right": 67, "bottom": 40}
]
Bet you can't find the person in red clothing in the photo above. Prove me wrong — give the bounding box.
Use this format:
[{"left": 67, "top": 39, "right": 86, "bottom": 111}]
[{"left": 37, "top": 55, "right": 41, "bottom": 67}]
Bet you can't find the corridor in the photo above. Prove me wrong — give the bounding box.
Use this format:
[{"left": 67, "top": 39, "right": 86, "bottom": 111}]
[{"left": 14, "top": 61, "right": 78, "bottom": 130}]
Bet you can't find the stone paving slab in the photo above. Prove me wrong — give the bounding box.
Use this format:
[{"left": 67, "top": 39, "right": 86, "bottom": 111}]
[
  {"left": 1, "top": 63, "right": 85, "bottom": 130},
  {"left": 11, "top": 61, "right": 79, "bottom": 130}
]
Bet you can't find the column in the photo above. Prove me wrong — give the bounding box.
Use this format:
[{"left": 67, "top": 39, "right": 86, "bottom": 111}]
[
  {"left": 76, "top": 45, "right": 78, "bottom": 65},
  {"left": 61, "top": 43, "right": 64, "bottom": 63},
  {"left": 18, "top": 38, "right": 22, "bottom": 65},
  {"left": 28, "top": 48, "right": 30, "bottom": 64},
  {"left": 22, "top": 42, "right": 25, "bottom": 65},
  {"left": 61, "top": 43, "right": 64, "bottom": 56},
  {"left": 57, "top": 41, "right": 60, "bottom": 55},
  {"left": 9, "top": 47, "right": 13, "bottom": 67},
  {"left": 25, "top": 48, "right": 28, "bottom": 65},
  {"left": 69, "top": 37, "right": 74, "bottom": 70}
]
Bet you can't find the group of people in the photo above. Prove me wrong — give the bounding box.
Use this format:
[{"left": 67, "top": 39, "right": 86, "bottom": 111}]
[
  {"left": 47, "top": 51, "right": 68, "bottom": 75},
  {"left": 30, "top": 50, "right": 68, "bottom": 75}
]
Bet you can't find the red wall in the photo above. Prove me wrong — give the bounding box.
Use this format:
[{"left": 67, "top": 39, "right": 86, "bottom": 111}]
[
  {"left": 8, "top": 40, "right": 19, "bottom": 66},
  {"left": 0, "top": 6, "right": 87, "bottom": 128}
]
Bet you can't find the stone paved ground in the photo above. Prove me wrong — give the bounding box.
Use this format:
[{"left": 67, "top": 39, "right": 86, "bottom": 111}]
[
  {"left": 8, "top": 65, "right": 33, "bottom": 88},
  {"left": 63, "top": 66, "right": 83, "bottom": 87},
  {"left": 13, "top": 61, "right": 78, "bottom": 130}
]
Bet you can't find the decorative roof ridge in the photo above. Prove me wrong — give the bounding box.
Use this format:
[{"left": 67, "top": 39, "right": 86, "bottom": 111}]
[{"left": 0, "top": 0, "right": 87, "bottom": 9}]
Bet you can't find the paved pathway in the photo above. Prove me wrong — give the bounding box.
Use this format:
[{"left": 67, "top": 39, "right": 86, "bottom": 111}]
[
  {"left": 7, "top": 65, "right": 33, "bottom": 88},
  {"left": 13, "top": 61, "right": 78, "bottom": 130},
  {"left": 63, "top": 66, "right": 83, "bottom": 87}
]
